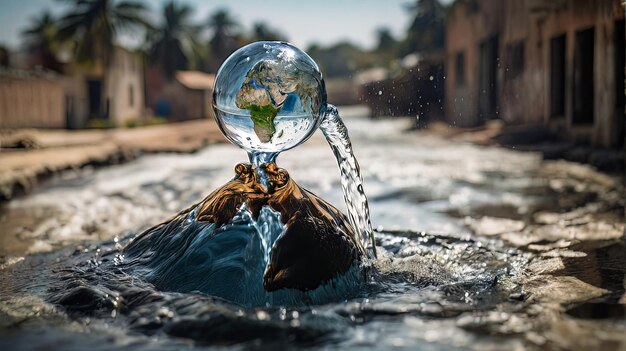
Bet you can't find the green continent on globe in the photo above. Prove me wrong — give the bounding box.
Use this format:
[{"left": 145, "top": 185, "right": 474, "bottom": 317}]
[
  {"left": 247, "top": 103, "right": 280, "bottom": 143},
  {"left": 235, "top": 84, "right": 280, "bottom": 143}
]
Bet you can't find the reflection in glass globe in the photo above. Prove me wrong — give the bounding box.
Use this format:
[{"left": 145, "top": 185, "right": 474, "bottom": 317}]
[{"left": 213, "top": 41, "right": 327, "bottom": 154}]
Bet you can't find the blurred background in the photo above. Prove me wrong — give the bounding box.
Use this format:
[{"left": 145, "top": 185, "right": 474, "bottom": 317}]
[
  {"left": 0, "top": 0, "right": 624, "bottom": 198},
  {"left": 0, "top": 0, "right": 621, "bottom": 132}
]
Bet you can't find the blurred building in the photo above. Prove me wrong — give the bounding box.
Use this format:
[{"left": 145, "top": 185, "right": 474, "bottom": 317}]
[
  {"left": 0, "top": 46, "right": 144, "bottom": 129},
  {"left": 445, "top": 0, "right": 625, "bottom": 148},
  {"left": 325, "top": 78, "right": 361, "bottom": 106},
  {"left": 145, "top": 67, "right": 215, "bottom": 122},
  {"left": 63, "top": 46, "right": 145, "bottom": 128},
  {"left": 0, "top": 69, "right": 65, "bottom": 128}
]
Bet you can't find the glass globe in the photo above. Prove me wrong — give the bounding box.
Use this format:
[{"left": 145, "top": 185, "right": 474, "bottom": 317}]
[{"left": 213, "top": 41, "right": 327, "bottom": 154}]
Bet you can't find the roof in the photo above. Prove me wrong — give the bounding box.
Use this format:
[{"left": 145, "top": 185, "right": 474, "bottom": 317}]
[
  {"left": 176, "top": 71, "right": 216, "bottom": 90},
  {"left": 0, "top": 67, "right": 60, "bottom": 81}
]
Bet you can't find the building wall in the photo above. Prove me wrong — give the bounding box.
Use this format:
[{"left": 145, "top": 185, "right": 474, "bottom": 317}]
[
  {"left": 145, "top": 67, "right": 214, "bottom": 121},
  {"left": 500, "top": 0, "right": 535, "bottom": 125},
  {"left": 445, "top": 0, "right": 504, "bottom": 127},
  {"left": 62, "top": 46, "right": 145, "bottom": 128},
  {"left": 105, "top": 47, "right": 144, "bottom": 126},
  {"left": 174, "top": 85, "right": 203, "bottom": 121},
  {"left": 0, "top": 71, "right": 65, "bottom": 128},
  {"left": 165, "top": 84, "right": 213, "bottom": 122},
  {"left": 445, "top": 0, "right": 625, "bottom": 147},
  {"left": 61, "top": 70, "right": 89, "bottom": 128}
]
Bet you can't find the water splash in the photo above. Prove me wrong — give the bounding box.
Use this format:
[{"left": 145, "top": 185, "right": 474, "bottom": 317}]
[
  {"left": 320, "top": 104, "right": 376, "bottom": 258},
  {"left": 25, "top": 226, "right": 529, "bottom": 348},
  {"left": 121, "top": 203, "right": 364, "bottom": 307},
  {"left": 249, "top": 151, "right": 278, "bottom": 192}
]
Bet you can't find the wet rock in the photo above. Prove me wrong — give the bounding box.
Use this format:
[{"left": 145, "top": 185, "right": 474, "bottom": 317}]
[
  {"left": 532, "top": 314, "right": 626, "bottom": 351},
  {"left": 0, "top": 296, "right": 61, "bottom": 329},
  {"left": 465, "top": 216, "right": 525, "bottom": 236},
  {"left": 524, "top": 276, "right": 609, "bottom": 305},
  {"left": 456, "top": 311, "right": 530, "bottom": 335}
]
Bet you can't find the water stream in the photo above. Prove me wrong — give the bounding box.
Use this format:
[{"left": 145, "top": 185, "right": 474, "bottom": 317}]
[{"left": 320, "top": 104, "right": 376, "bottom": 258}]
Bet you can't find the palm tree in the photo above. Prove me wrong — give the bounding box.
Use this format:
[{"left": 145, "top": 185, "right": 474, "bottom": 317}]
[
  {"left": 376, "top": 27, "right": 396, "bottom": 53},
  {"left": 57, "top": 0, "right": 151, "bottom": 66},
  {"left": 251, "top": 22, "right": 286, "bottom": 42},
  {"left": 401, "top": 0, "right": 445, "bottom": 56},
  {"left": 148, "top": 1, "right": 201, "bottom": 79},
  {"left": 22, "top": 12, "right": 63, "bottom": 72},
  {"left": 207, "top": 9, "right": 238, "bottom": 70}
]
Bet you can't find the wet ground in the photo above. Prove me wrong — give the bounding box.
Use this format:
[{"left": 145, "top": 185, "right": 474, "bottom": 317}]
[{"left": 1, "top": 106, "right": 625, "bottom": 350}]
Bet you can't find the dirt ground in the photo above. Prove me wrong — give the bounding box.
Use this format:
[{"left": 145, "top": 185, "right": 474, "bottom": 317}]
[{"left": 0, "top": 119, "right": 227, "bottom": 201}]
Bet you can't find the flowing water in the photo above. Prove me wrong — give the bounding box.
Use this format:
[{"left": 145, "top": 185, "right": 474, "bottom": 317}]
[
  {"left": 0, "top": 106, "right": 624, "bottom": 350},
  {"left": 320, "top": 104, "right": 376, "bottom": 257}
]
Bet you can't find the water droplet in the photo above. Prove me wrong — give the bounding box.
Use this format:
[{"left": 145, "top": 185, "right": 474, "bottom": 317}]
[{"left": 256, "top": 310, "right": 270, "bottom": 320}]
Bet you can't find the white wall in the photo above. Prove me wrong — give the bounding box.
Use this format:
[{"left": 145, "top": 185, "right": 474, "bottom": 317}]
[{"left": 105, "top": 47, "right": 144, "bottom": 126}]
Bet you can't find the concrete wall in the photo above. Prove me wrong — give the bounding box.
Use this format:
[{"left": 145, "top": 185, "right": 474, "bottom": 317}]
[
  {"left": 0, "top": 71, "right": 65, "bottom": 128},
  {"left": 165, "top": 83, "right": 203, "bottom": 121},
  {"left": 445, "top": 0, "right": 504, "bottom": 127},
  {"left": 445, "top": 0, "right": 625, "bottom": 147},
  {"left": 164, "top": 84, "right": 213, "bottom": 122},
  {"left": 105, "top": 47, "right": 145, "bottom": 126},
  {"left": 61, "top": 69, "right": 89, "bottom": 128},
  {"left": 63, "top": 47, "right": 145, "bottom": 128}
]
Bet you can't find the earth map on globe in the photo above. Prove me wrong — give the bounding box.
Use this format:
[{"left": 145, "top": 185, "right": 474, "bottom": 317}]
[{"left": 235, "top": 59, "right": 320, "bottom": 143}]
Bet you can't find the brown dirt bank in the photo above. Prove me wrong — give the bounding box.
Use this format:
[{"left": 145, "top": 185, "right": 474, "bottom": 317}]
[{"left": 0, "top": 119, "right": 227, "bottom": 202}]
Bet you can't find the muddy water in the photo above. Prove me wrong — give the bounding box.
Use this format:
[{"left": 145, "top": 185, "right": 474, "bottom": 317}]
[{"left": 1, "top": 106, "right": 625, "bottom": 350}]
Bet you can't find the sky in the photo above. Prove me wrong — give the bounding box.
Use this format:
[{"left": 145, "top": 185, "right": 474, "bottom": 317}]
[{"left": 0, "top": 0, "right": 453, "bottom": 51}]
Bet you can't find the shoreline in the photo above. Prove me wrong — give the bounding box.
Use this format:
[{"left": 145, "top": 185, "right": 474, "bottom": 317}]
[{"left": 0, "top": 119, "right": 227, "bottom": 202}]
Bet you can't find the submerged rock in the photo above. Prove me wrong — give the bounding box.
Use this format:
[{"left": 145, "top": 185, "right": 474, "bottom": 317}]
[{"left": 122, "top": 162, "right": 365, "bottom": 306}]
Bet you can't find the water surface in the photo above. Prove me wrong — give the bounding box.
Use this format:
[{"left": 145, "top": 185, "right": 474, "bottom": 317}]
[{"left": 1, "top": 106, "right": 624, "bottom": 350}]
